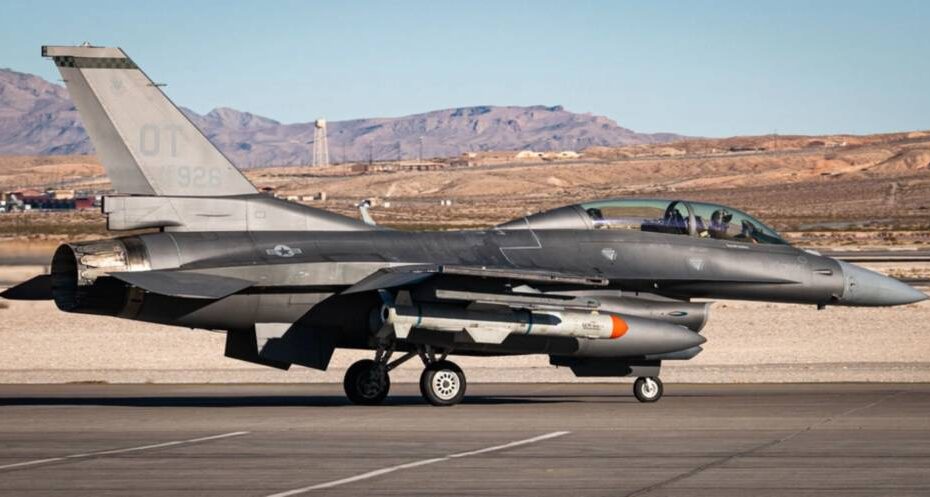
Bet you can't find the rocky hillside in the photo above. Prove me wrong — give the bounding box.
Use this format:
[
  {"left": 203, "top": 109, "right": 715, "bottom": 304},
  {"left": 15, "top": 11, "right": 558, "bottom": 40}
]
[
  {"left": 0, "top": 68, "right": 681, "bottom": 167},
  {"left": 0, "top": 69, "right": 90, "bottom": 155}
]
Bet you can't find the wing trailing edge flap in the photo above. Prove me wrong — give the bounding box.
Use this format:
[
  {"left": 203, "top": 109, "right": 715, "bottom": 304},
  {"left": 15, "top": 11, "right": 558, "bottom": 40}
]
[{"left": 109, "top": 270, "right": 254, "bottom": 299}]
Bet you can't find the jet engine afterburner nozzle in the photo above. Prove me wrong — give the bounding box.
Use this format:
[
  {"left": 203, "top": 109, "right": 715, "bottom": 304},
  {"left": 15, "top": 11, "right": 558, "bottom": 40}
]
[{"left": 51, "top": 237, "right": 150, "bottom": 314}]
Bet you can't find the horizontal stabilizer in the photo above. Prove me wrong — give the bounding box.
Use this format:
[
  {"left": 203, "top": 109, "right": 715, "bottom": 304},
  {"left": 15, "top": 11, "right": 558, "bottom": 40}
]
[
  {"left": 109, "top": 270, "right": 253, "bottom": 299},
  {"left": 1, "top": 275, "right": 52, "bottom": 300}
]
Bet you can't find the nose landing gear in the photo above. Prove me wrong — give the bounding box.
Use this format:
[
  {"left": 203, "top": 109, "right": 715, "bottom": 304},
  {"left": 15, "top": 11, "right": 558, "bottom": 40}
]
[{"left": 633, "top": 376, "right": 663, "bottom": 402}]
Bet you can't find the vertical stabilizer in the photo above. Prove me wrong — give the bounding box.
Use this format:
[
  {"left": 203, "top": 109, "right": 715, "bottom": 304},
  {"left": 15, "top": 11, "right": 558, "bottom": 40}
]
[{"left": 42, "top": 44, "right": 256, "bottom": 196}]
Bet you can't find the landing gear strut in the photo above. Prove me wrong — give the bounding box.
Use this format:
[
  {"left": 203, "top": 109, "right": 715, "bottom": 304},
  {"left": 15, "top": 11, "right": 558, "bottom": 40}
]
[{"left": 633, "top": 376, "right": 663, "bottom": 403}]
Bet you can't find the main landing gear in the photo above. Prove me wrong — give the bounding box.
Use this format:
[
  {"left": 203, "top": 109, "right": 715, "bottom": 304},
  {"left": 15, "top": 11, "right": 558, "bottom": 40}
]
[
  {"left": 343, "top": 344, "right": 466, "bottom": 407},
  {"left": 419, "top": 359, "right": 466, "bottom": 407},
  {"left": 343, "top": 359, "right": 391, "bottom": 405},
  {"left": 633, "top": 376, "right": 663, "bottom": 403}
]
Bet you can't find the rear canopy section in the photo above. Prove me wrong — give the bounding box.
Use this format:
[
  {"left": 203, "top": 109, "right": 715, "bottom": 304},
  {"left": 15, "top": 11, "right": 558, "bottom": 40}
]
[{"left": 42, "top": 44, "right": 256, "bottom": 197}]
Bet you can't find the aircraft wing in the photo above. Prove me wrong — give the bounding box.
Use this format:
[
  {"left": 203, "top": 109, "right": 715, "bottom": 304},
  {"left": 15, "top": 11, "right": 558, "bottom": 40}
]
[
  {"left": 109, "top": 270, "right": 254, "bottom": 299},
  {"left": 342, "top": 264, "right": 608, "bottom": 295}
]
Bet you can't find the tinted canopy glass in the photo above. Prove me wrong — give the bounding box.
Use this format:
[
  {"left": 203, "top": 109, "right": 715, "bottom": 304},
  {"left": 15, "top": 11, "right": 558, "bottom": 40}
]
[{"left": 579, "top": 199, "right": 787, "bottom": 245}]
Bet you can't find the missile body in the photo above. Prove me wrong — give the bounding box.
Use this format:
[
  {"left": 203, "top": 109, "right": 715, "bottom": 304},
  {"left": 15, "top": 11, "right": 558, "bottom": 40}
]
[{"left": 380, "top": 303, "right": 704, "bottom": 353}]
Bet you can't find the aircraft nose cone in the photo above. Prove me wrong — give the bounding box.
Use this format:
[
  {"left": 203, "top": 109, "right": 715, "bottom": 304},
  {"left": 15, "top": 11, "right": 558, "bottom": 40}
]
[{"left": 837, "top": 261, "right": 928, "bottom": 307}]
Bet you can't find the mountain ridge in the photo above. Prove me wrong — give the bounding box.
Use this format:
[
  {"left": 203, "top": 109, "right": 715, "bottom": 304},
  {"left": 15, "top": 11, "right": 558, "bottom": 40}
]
[{"left": 0, "top": 68, "right": 683, "bottom": 167}]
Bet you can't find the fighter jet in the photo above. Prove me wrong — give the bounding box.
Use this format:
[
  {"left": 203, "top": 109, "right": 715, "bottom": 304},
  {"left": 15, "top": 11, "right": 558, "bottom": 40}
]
[{"left": 3, "top": 45, "right": 925, "bottom": 405}]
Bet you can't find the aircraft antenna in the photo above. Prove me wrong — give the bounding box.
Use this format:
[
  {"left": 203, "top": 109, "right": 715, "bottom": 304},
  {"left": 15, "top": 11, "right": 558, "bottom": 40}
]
[{"left": 312, "top": 118, "right": 330, "bottom": 167}]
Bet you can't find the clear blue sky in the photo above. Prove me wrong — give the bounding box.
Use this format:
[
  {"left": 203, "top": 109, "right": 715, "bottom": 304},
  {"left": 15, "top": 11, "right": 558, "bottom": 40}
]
[{"left": 2, "top": 0, "right": 928, "bottom": 136}]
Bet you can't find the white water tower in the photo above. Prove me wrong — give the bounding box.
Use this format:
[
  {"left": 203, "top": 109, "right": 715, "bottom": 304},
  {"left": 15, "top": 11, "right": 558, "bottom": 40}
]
[{"left": 312, "top": 118, "right": 330, "bottom": 167}]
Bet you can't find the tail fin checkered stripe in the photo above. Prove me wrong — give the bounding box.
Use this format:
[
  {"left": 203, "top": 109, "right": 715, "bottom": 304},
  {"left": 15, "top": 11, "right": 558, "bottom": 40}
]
[{"left": 52, "top": 56, "right": 138, "bottom": 70}]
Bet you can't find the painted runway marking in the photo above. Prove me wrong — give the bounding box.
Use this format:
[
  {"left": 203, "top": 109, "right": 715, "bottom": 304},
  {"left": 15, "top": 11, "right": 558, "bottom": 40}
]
[
  {"left": 265, "top": 430, "right": 571, "bottom": 497},
  {"left": 0, "top": 431, "right": 249, "bottom": 470}
]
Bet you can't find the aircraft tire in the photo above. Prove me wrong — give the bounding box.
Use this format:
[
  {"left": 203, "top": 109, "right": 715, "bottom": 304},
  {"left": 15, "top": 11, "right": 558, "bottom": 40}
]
[
  {"left": 633, "top": 376, "right": 663, "bottom": 402},
  {"left": 344, "top": 359, "right": 390, "bottom": 405},
  {"left": 420, "top": 360, "right": 466, "bottom": 406}
]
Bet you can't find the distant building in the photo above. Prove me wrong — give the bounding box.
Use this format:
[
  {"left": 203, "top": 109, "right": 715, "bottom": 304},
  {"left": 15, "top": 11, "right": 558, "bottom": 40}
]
[
  {"left": 515, "top": 150, "right": 580, "bottom": 160},
  {"left": 351, "top": 162, "right": 445, "bottom": 174},
  {"left": 299, "top": 192, "right": 327, "bottom": 202},
  {"left": 16, "top": 189, "right": 45, "bottom": 200},
  {"left": 515, "top": 150, "right": 543, "bottom": 159},
  {"left": 47, "top": 189, "right": 76, "bottom": 200},
  {"left": 0, "top": 188, "right": 102, "bottom": 213}
]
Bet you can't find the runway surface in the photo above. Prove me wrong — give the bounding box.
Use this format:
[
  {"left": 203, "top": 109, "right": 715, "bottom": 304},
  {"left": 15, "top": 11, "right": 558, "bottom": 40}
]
[{"left": 1, "top": 383, "right": 929, "bottom": 496}]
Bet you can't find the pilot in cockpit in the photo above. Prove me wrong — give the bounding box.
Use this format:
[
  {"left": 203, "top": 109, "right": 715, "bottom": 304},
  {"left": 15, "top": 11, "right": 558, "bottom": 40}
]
[
  {"left": 709, "top": 209, "right": 733, "bottom": 239},
  {"left": 586, "top": 208, "right": 606, "bottom": 228}
]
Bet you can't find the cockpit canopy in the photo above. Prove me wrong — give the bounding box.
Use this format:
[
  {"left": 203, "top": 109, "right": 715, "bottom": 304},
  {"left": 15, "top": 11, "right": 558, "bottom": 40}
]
[
  {"left": 581, "top": 199, "right": 786, "bottom": 244},
  {"left": 499, "top": 198, "right": 787, "bottom": 245}
]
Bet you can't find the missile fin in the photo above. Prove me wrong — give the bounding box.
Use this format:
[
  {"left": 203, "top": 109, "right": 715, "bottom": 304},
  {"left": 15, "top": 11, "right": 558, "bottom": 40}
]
[
  {"left": 393, "top": 322, "right": 412, "bottom": 339},
  {"left": 464, "top": 328, "right": 512, "bottom": 344},
  {"left": 396, "top": 290, "right": 413, "bottom": 306},
  {"left": 375, "top": 324, "right": 393, "bottom": 340}
]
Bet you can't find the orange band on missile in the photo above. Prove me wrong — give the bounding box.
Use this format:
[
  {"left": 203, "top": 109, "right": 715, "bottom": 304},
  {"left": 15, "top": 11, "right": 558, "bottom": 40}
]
[{"left": 610, "top": 315, "right": 629, "bottom": 339}]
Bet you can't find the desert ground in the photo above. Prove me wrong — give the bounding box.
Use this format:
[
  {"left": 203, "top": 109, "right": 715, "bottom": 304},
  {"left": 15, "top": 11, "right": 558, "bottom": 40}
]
[
  {"left": 0, "top": 295, "right": 928, "bottom": 384},
  {"left": 2, "top": 131, "right": 929, "bottom": 246},
  {"left": 0, "top": 132, "right": 928, "bottom": 384}
]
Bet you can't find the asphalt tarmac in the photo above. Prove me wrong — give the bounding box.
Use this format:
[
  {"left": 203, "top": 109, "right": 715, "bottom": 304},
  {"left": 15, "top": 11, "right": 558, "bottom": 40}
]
[{"left": 1, "top": 383, "right": 929, "bottom": 496}]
